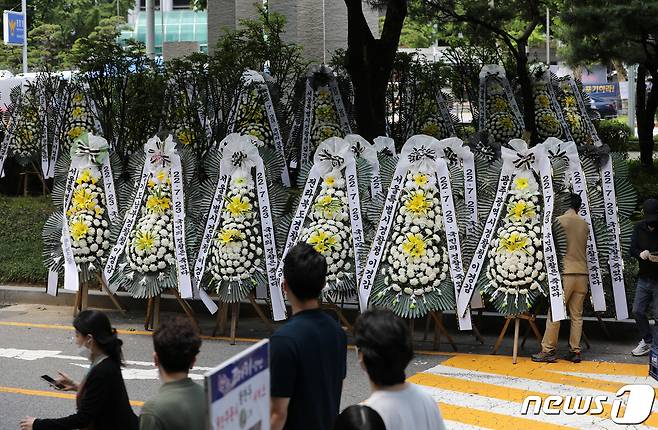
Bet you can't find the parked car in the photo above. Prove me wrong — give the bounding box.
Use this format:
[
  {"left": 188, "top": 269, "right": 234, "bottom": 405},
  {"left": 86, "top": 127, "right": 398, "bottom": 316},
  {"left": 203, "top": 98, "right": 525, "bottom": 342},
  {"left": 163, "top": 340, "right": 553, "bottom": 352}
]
[{"left": 589, "top": 94, "right": 618, "bottom": 119}]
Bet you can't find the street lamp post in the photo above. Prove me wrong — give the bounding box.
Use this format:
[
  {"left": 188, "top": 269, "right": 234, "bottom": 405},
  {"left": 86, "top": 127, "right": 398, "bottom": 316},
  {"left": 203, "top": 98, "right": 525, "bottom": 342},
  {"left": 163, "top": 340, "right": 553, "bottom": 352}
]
[
  {"left": 146, "top": 0, "right": 155, "bottom": 59},
  {"left": 22, "top": 0, "right": 27, "bottom": 74}
]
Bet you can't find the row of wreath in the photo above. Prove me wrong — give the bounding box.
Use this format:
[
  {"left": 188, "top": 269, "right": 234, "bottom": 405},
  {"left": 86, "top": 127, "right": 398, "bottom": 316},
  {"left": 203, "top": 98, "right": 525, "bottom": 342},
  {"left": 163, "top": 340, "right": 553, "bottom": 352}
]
[{"left": 42, "top": 127, "right": 635, "bottom": 327}]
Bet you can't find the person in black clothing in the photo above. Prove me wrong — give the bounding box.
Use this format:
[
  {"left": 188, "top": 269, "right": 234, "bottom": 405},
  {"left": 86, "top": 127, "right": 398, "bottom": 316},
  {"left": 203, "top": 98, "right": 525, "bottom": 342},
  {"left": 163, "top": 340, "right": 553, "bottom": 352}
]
[
  {"left": 630, "top": 199, "right": 658, "bottom": 356},
  {"left": 20, "top": 310, "right": 138, "bottom": 430},
  {"left": 270, "top": 243, "right": 347, "bottom": 430}
]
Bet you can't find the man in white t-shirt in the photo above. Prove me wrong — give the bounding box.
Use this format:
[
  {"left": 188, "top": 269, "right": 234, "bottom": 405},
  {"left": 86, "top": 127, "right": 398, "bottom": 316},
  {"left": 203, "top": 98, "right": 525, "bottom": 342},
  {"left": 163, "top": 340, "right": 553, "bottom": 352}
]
[{"left": 355, "top": 310, "right": 446, "bottom": 430}]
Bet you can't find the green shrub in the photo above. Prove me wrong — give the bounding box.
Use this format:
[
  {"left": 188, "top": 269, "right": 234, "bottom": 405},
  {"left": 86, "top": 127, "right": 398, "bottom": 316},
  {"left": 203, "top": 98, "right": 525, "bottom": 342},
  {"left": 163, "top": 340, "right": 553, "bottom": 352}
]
[
  {"left": 595, "top": 120, "right": 631, "bottom": 152},
  {"left": 0, "top": 196, "right": 52, "bottom": 284},
  {"left": 627, "top": 159, "right": 658, "bottom": 216}
]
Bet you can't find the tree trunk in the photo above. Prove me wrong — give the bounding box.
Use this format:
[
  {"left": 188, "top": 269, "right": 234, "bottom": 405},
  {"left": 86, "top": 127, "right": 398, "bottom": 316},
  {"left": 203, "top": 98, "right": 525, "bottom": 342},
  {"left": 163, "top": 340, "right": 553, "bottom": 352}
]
[
  {"left": 347, "top": 39, "right": 390, "bottom": 141},
  {"left": 636, "top": 65, "right": 657, "bottom": 167},
  {"left": 345, "top": 0, "right": 406, "bottom": 142},
  {"left": 515, "top": 43, "right": 537, "bottom": 145}
]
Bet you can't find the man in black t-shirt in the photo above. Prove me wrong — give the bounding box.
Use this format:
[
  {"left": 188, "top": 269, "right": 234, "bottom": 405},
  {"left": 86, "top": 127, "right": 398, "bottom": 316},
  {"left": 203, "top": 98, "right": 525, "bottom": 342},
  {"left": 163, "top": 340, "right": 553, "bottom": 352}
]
[{"left": 270, "top": 243, "right": 347, "bottom": 430}]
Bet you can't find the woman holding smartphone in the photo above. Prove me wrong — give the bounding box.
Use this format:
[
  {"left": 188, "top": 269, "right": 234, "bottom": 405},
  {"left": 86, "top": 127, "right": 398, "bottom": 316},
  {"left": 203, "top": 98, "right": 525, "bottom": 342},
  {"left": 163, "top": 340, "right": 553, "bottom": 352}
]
[{"left": 19, "top": 310, "right": 138, "bottom": 430}]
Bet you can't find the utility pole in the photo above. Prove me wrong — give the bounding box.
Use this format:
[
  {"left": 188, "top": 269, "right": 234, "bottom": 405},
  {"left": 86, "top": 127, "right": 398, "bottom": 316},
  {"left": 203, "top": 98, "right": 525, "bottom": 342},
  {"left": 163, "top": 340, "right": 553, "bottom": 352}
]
[
  {"left": 628, "top": 64, "right": 638, "bottom": 137},
  {"left": 146, "top": 0, "right": 155, "bottom": 59},
  {"left": 546, "top": 7, "right": 550, "bottom": 64},
  {"left": 21, "top": 0, "right": 27, "bottom": 73}
]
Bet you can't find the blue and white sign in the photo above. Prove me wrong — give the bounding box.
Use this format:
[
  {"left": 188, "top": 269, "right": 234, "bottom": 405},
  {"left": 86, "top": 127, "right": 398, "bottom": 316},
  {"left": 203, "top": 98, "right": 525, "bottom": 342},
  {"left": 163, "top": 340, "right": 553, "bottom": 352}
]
[
  {"left": 205, "top": 339, "right": 269, "bottom": 430},
  {"left": 3, "top": 10, "right": 25, "bottom": 46}
]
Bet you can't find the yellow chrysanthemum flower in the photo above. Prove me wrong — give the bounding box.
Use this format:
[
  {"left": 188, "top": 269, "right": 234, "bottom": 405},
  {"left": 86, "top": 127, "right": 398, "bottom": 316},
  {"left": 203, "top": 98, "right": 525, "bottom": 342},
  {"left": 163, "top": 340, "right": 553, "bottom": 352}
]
[
  {"left": 155, "top": 170, "right": 168, "bottom": 183},
  {"left": 68, "top": 126, "right": 85, "bottom": 140},
  {"left": 73, "top": 93, "right": 84, "bottom": 103},
  {"left": 307, "top": 229, "right": 337, "bottom": 254},
  {"left": 76, "top": 169, "right": 98, "bottom": 186},
  {"left": 146, "top": 195, "right": 171, "bottom": 214},
  {"left": 493, "top": 98, "right": 509, "bottom": 111},
  {"left": 565, "top": 96, "right": 577, "bottom": 108},
  {"left": 71, "top": 188, "right": 97, "bottom": 213},
  {"left": 404, "top": 190, "right": 430, "bottom": 216},
  {"left": 536, "top": 95, "right": 550, "bottom": 109},
  {"left": 314, "top": 195, "right": 341, "bottom": 218},
  {"left": 217, "top": 228, "right": 243, "bottom": 245},
  {"left": 323, "top": 176, "right": 336, "bottom": 187},
  {"left": 226, "top": 196, "right": 252, "bottom": 217},
  {"left": 402, "top": 233, "right": 426, "bottom": 258},
  {"left": 508, "top": 200, "right": 536, "bottom": 221},
  {"left": 72, "top": 107, "right": 85, "bottom": 118},
  {"left": 135, "top": 230, "right": 155, "bottom": 252},
  {"left": 413, "top": 173, "right": 429, "bottom": 187},
  {"left": 499, "top": 231, "right": 530, "bottom": 253},
  {"left": 70, "top": 219, "right": 89, "bottom": 241},
  {"left": 178, "top": 129, "right": 193, "bottom": 146},
  {"left": 514, "top": 177, "right": 529, "bottom": 190},
  {"left": 500, "top": 116, "right": 514, "bottom": 130}
]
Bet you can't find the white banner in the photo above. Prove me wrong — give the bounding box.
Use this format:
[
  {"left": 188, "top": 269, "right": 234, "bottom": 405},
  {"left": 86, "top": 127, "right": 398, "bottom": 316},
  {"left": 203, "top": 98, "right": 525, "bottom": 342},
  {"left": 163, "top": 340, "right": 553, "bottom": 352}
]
[
  {"left": 543, "top": 138, "right": 605, "bottom": 311},
  {"left": 358, "top": 168, "right": 404, "bottom": 312},
  {"left": 61, "top": 168, "right": 80, "bottom": 292},
  {"left": 170, "top": 153, "right": 193, "bottom": 299},
  {"left": 328, "top": 79, "right": 352, "bottom": 135},
  {"left": 601, "top": 158, "right": 628, "bottom": 320},
  {"left": 255, "top": 158, "right": 286, "bottom": 320},
  {"left": 436, "top": 157, "right": 471, "bottom": 330},
  {"left": 345, "top": 161, "right": 366, "bottom": 283},
  {"left": 0, "top": 103, "right": 19, "bottom": 178},
  {"left": 260, "top": 84, "right": 291, "bottom": 187},
  {"left": 39, "top": 90, "right": 53, "bottom": 179},
  {"left": 300, "top": 80, "right": 314, "bottom": 166},
  {"left": 536, "top": 145, "right": 566, "bottom": 322},
  {"left": 345, "top": 134, "right": 383, "bottom": 198},
  {"left": 478, "top": 65, "right": 525, "bottom": 132},
  {"left": 101, "top": 158, "right": 119, "bottom": 222},
  {"left": 193, "top": 174, "right": 229, "bottom": 291},
  {"left": 103, "top": 164, "right": 150, "bottom": 291}
]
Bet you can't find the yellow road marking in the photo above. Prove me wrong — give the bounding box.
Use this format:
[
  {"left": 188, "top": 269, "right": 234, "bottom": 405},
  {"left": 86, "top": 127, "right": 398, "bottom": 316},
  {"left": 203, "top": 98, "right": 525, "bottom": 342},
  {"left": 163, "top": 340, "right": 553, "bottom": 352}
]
[
  {"left": 0, "top": 320, "right": 457, "bottom": 356},
  {"left": 0, "top": 321, "right": 261, "bottom": 343},
  {"left": 438, "top": 402, "right": 576, "bottom": 430},
  {"left": 0, "top": 385, "right": 144, "bottom": 406},
  {"left": 442, "top": 354, "right": 651, "bottom": 392},
  {"left": 410, "top": 371, "right": 658, "bottom": 427}
]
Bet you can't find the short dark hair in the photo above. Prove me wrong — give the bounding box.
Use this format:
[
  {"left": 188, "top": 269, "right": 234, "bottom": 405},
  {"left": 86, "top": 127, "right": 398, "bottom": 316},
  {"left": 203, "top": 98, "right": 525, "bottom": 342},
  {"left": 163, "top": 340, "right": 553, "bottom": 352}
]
[
  {"left": 153, "top": 316, "right": 201, "bottom": 373},
  {"left": 333, "top": 405, "right": 385, "bottom": 430},
  {"left": 569, "top": 193, "right": 582, "bottom": 211},
  {"left": 283, "top": 242, "right": 327, "bottom": 301},
  {"left": 354, "top": 309, "right": 413, "bottom": 386}
]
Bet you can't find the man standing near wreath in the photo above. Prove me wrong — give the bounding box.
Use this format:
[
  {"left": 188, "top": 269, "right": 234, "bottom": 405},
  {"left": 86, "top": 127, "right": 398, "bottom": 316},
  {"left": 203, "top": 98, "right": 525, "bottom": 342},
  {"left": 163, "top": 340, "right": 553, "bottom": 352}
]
[{"left": 533, "top": 193, "right": 589, "bottom": 363}]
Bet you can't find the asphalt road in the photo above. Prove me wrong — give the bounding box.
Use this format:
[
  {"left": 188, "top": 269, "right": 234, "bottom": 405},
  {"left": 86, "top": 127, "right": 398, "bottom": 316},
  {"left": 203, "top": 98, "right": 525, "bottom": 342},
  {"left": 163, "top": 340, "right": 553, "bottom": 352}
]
[
  {"left": 0, "top": 304, "right": 447, "bottom": 430},
  {"left": 0, "top": 303, "right": 651, "bottom": 429}
]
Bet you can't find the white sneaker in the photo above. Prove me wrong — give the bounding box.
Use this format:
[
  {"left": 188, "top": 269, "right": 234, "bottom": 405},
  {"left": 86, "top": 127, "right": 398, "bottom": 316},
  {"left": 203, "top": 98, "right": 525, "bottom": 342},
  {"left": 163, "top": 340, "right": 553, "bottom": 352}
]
[{"left": 632, "top": 339, "right": 652, "bottom": 356}]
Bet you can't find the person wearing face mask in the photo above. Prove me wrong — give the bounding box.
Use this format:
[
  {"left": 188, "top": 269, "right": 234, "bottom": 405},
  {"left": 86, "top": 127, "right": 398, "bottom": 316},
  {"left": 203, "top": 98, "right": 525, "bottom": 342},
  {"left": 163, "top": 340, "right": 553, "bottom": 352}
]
[
  {"left": 19, "top": 310, "right": 138, "bottom": 430},
  {"left": 630, "top": 199, "right": 658, "bottom": 356}
]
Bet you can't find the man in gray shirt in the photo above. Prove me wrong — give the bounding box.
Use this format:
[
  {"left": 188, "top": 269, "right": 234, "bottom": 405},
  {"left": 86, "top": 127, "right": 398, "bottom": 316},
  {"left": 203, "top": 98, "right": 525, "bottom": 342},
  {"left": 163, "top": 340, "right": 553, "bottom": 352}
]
[{"left": 140, "top": 316, "right": 207, "bottom": 430}]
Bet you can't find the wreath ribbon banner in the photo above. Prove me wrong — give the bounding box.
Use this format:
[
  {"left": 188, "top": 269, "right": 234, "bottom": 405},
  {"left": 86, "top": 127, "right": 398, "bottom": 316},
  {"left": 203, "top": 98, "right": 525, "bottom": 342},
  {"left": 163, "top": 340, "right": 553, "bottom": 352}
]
[
  {"left": 345, "top": 134, "right": 383, "bottom": 198},
  {"left": 0, "top": 93, "right": 21, "bottom": 178},
  {"left": 543, "top": 137, "right": 606, "bottom": 312}
]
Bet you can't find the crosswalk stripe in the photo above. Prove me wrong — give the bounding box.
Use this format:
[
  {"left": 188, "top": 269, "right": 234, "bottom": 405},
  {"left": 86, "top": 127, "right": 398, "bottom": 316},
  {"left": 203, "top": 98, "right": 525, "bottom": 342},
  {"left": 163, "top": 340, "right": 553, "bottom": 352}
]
[
  {"left": 423, "top": 363, "right": 658, "bottom": 413},
  {"left": 411, "top": 371, "right": 658, "bottom": 427},
  {"left": 416, "top": 382, "right": 653, "bottom": 429},
  {"left": 441, "top": 354, "right": 649, "bottom": 394},
  {"left": 442, "top": 419, "right": 486, "bottom": 430},
  {"left": 437, "top": 402, "right": 576, "bottom": 430}
]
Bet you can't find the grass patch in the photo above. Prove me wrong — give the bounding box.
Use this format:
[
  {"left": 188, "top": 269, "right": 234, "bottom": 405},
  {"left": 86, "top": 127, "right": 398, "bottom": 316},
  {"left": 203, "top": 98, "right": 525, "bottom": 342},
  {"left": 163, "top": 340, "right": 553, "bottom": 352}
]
[{"left": 0, "top": 195, "right": 53, "bottom": 284}]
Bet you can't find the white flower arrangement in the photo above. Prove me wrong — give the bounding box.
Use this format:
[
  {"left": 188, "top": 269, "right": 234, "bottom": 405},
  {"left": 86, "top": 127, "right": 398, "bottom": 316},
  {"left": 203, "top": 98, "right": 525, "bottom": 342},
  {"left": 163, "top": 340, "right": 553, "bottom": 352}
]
[
  {"left": 236, "top": 88, "right": 272, "bottom": 148},
  {"left": 483, "top": 173, "right": 547, "bottom": 312},
  {"left": 311, "top": 87, "right": 344, "bottom": 150},
  {"left": 557, "top": 82, "right": 590, "bottom": 145},
  {"left": 64, "top": 92, "right": 96, "bottom": 149},
  {"left": 66, "top": 168, "right": 112, "bottom": 270},
  {"left": 208, "top": 177, "right": 263, "bottom": 286},
  {"left": 9, "top": 109, "right": 40, "bottom": 163},
  {"left": 483, "top": 77, "right": 523, "bottom": 145},
  {"left": 299, "top": 170, "right": 355, "bottom": 288},
  {"left": 374, "top": 171, "right": 451, "bottom": 313},
  {"left": 125, "top": 175, "right": 176, "bottom": 275}
]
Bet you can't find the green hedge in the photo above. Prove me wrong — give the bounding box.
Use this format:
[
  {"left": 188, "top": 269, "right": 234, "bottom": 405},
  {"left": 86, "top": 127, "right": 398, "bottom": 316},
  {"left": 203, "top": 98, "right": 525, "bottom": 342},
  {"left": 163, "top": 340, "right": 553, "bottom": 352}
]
[
  {"left": 628, "top": 159, "right": 658, "bottom": 215},
  {"left": 595, "top": 120, "right": 631, "bottom": 152},
  {"left": 0, "top": 196, "right": 52, "bottom": 284}
]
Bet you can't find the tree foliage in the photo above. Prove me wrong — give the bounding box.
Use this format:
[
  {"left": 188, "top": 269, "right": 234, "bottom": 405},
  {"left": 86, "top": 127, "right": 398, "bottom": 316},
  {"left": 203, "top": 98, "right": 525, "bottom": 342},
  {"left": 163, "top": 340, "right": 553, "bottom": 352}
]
[{"left": 561, "top": 1, "right": 658, "bottom": 166}]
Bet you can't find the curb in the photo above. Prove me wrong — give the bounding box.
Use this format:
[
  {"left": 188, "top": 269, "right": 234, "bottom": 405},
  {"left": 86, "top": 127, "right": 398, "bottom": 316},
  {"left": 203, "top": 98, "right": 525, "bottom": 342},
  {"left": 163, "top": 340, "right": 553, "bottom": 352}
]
[{"left": 0, "top": 284, "right": 641, "bottom": 339}]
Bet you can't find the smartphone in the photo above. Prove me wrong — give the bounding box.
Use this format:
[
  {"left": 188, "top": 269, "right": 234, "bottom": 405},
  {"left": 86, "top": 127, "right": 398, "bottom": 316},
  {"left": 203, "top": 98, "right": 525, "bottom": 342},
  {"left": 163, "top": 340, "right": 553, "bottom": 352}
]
[{"left": 41, "top": 374, "right": 65, "bottom": 390}]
